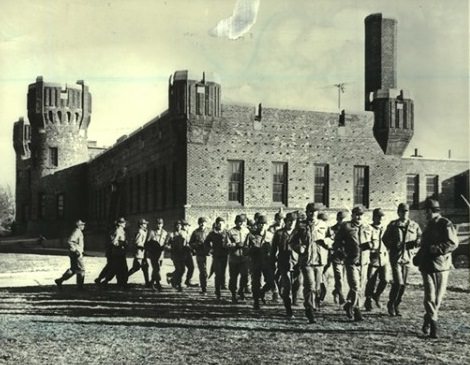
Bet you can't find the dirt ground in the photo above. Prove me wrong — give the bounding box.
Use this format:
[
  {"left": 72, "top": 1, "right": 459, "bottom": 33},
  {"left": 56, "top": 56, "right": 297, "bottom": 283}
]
[{"left": 0, "top": 253, "right": 469, "bottom": 364}]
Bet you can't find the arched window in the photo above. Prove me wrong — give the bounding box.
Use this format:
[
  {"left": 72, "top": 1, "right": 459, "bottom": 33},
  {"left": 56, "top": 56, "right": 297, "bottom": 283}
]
[
  {"left": 57, "top": 111, "right": 62, "bottom": 124},
  {"left": 67, "top": 111, "right": 71, "bottom": 123},
  {"left": 48, "top": 111, "right": 54, "bottom": 123}
]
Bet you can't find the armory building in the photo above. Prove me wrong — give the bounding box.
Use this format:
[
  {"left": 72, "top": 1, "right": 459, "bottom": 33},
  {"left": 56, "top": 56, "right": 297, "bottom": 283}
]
[{"left": 12, "top": 14, "right": 469, "bottom": 247}]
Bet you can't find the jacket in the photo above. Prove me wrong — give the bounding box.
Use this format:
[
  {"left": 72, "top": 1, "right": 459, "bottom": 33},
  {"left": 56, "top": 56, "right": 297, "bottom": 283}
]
[
  {"left": 248, "top": 230, "right": 274, "bottom": 266},
  {"left": 204, "top": 229, "right": 229, "bottom": 258},
  {"left": 272, "top": 227, "right": 299, "bottom": 272},
  {"left": 293, "top": 219, "right": 333, "bottom": 267},
  {"left": 369, "top": 224, "right": 388, "bottom": 267},
  {"left": 110, "top": 226, "right": 127, "bottom": 256},
  {"left": 133, "top": 227, "right": 148, "bottom": 259},
  {"left": 68, "top": 228, "right": 84, "bottom": 256},
  {"left": 189, "top": 227, "right": 210, "bottom": 256},
  {"left": 169, "top": 231, "right": 188, "bottom": 260},
  {"left": 416, "top": 215, "right": 459, "bottom": 273},
  {"left": 382, "top": 219, "right": 422, "bottom": 265},
  {"left": 145, "top": 229, "right": 168, "bottom": 257},
  {"left": 334, "top": 221, "right": 372, "bottom": 266},
  {"left": 227, "top": 226, "right": 250, "bottom": 261}
]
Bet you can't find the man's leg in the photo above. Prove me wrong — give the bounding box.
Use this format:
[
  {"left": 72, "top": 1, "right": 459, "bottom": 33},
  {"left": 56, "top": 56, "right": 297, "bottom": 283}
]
[
  {"left": 228, "top": 260, "right": 240, "bottom": 302},
  {"left": 251, "top": 265, "right": 262, "bottom": 309},
  {"left": 364, "top": 265, "right": 378, "bottom": 311},
  {"left": 302, "top": 266, "right": 316, "bottom": 323},
  {"left": 373, "top": 265, "right": 388, "bottom": 307},
  {"left": 184, "top": 254, "right": 195, "bottom": 286},
  {"left": 332, "top": 262, "right": 345, "bottom": 304},
  {"left": 196, "top": 255, "right": 208, "bottom": 293}
]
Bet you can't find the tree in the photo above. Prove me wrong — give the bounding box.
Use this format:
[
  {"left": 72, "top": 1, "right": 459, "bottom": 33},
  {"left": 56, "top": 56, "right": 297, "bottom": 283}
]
[{"left": 0, "top": 185, "right": 15, "bottom": 235}]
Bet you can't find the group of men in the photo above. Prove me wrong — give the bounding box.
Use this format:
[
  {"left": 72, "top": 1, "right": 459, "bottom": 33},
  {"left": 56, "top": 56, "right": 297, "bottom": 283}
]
[{"left": 55, "top": 198, "right": 459, "bottom": 339}]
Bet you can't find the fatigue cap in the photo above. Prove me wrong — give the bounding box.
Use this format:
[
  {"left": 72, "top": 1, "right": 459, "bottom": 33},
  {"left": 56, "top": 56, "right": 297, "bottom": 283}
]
[
  {"left": 274, "top": 212, "right": 285, "bottom": 220},
  {"left": 372, "top": 208, "right": 385, "bottom": 217},
  {"left": 254, "top": 212, "right": 261, "bottom": 220},
  {"left": 116, "top": 217, "right": 126, "bottom": 224},
  {"left": 215, "top": 216, "right": 225, "bottom": 224},
  {"left": 352, "top": 205, "right": 366, "bottom": 215},
  {"left": 156, "top": 217, "right": 164, "bottom": 224},
  {"left": 317, "top": 212, "right": 329, "bottom": 221},
  {"left": 247, "top": 218, "right": 255, "bottom": 227},
  {"left": 336, "top": 210, "right": 347, "bottom": 220},
  {"left": 397, "top": 203, "right": 409, "bottom": 212},
  {"left": 306, "top": 202, "right": 324, "bottom": 212},
  {"left": 235, "top": 214, "right": 246, "bottom": 223},
  {"left": 181, "top": 220, "right": 190, "bottom": 226},
  {"left": 198, "top": 217, "right": 208, "bottom": 224},
  {"left": 257, "top": 215, "right": 268, "bottom": 224},
  {"left": 138, "top": 218, "right": 149, "bottom": 225},
  {"left": 424, "top": 198, "right": 440, "bottom": 211},
  {"left": 76, "top": 219, "right": 86, "bottom": 226}
]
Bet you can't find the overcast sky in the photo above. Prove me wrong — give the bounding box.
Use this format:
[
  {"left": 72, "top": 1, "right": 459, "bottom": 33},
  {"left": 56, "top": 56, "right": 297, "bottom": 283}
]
[{"left": 0, "top": 0, "right": 468, "bottom": 189}]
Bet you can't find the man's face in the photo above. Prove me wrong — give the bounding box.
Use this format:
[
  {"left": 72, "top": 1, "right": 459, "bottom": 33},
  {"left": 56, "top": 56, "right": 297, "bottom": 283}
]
[
  {"left": 216, "top": 221, "right": 225, "bottom": 231},
  {"left": 352, "top": 213, "right": 363, "bottom": 224},
  {"left": 373, "top": 215, "right": 383, "bottom": 225},
  {"left": 306, "top": 209, "right": 315, "bottom": 221},
  {"left": 119, "top": 222, "right": 126, "bottom": 228},
  {"left": 175, "top": 223, "right": 182, "bottom": 231},
  {"left": 258, "top": 222, "right": 267, "bottom": 232},
  {"left": 425, "top": 208, "right": 433, "bottom": 220},
  {"left": 78, "top": 224, "right": 85, "bottom": 231},
  {"left": 235, "top": 220, "right": 243, "bottom": 228},
  {"left": 142, "top": 222, "right": 148, "bottom": 229},
  {"left": 156, "top": 222, "right": 163, "bottom": 230},
  {"left": 284, "top": 219, "right": 294, "bottom": 230},
  {"left": 199, "top": 221, "right": 207, "bottom": 230},
  {"left": 398, "top": 210, "right": 409, "bottom": 220}
]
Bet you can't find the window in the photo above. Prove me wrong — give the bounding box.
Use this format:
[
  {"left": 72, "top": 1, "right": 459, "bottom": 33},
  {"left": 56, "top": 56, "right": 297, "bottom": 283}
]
[
  {"left": 228, "top": 160, "right": 244, "bottom": 204},
  {"left": 426, "top": 175, "right": 438, "bottom": 199},
  {"left": 196, "top": 85, "right": 205, "bottom": 115},
  {"left": 272, "top": 162, "right": 288, "bottom": 205},
  {"left": 57, "top": 193, "right": 65, "bottom": 219},
  {"left": 161, "top": 166, "right": 167, "bottom": 208},
  {"left": 314, "top": 164, "right": 329, "bottom": 206},
  {"left": 38, "top": 193, "right": 46, "bottom": 219},
  {"left": 49, "top": 147, "right": 58, "bottom": 167},
  {"left": 144, "top": 171, "right": 150, "bottom": 212},
  {"left": 406, "top": 174, "right": 419, "bottom": 209},
  {"left": 395, "top": 102, "right": 404, "bottom": 128},
  {"left": 353, "top": 166, "right": 369, "bottom": 207}
]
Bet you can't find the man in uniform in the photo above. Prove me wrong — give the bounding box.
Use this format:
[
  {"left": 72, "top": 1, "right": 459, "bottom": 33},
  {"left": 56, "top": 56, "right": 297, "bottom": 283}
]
[
  {"left": 272, "top": 212, "right": 299, "bottom": 319},
  {"left": 364, "top": 208, "right": 389, "bottom": 311},
  {"left": 189, "top": 217, "right": 211, "bottom": 294},
  {"left": 247, "top": 215, "right": 275, "bottom": 310},
  {"left": 204, "top": 217, "right": 229, "bottom": 300},
  {"left": 127, "top": 218, "right": 150, "bottom": 286},
  {"left": 145, "top": 217, "right": 169, "bottom": 291},
  {"left": 269, "top": 212, "right": 285, "bottom": 233},
  {"left": 383, "top": 203, "right": 422, "bottom": 316},
  {"left": 182, "top": 220, "right": 198, "bottom": 287},
  {"left": 101, "top": 217, "right": 128, "bottom": 288},
  {"left": 334, "top": 206, "right": 372, "bottom": 321},
  {"left": 227, "top": 214, "right": 251, "bottom": 303},
  {"left": 292, "top": 203, "right": 332, "bottom": 323},
  {"left": 328, "top": 210, "right": 348, "bottom": 304},
  {"left": 414, "top": 198, "right": 458, "bottom": 338},
  {"left": 55, "top": 220, "right": 87, "bottom": 290},
  {"left": 168, "top": 220, "right": 187, "bottom": 292}
]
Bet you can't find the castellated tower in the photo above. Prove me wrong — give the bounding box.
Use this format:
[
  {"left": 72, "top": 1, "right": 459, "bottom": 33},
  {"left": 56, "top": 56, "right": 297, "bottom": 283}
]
[
  {"left": 365, "top": 13, "right": 414, "bottom": 156},
  {"left": 27, "top": 76, "right": 92, "bottom": 178},
  {"left": 168, "top": 70, "right": 221, "bottom": 117}
]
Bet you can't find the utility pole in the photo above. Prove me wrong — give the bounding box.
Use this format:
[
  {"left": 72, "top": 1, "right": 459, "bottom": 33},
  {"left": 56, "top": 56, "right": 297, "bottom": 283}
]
[{"left": 334, "top": 83, "right": 346, "bottom": 110}]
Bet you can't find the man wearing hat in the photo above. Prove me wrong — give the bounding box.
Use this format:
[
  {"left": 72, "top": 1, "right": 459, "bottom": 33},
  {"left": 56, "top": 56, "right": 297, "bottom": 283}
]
[
  {"left": 189, "top": 217, "right": 211, "bottom": 294},
  {"left": 334, "top": 205, "right": 372, "bottom": 321},
  {"left": 328, "top": 210, "right": 348, "bottom": 304},
  {"left": 145, "top": 218, "right": 169, "bottom": 291},
  {"left": 168, "top": 220, "right": 188, "bottom": 291},
  {"left": 128, "top": 218, "right": 150, "bottom": 286},
  {"left": 414, "top": 198, "right": 458, "bottom": 338},
  {"left": 55, "top": 220, "right": 87, "bottom": 290},
  {"left": 364, "top": 208, "right": 389, "bottom": 311},
  {"left": 383, "top": 203, "right": 422, "bottom": 316},
  {"left": 272, "top": 212, "right": 300, "bottom": 318},
  {"left": 292, "top": 202, "right": 333, "bottom": 323},
  {"left": 269, "top": 211, "right": 285, "bottom": 234},
  {"left": 204, "top": 217, "right": 229, "bottom": 300},
  {"left": 181, "top": 220, "right": 198, "bottom": 287},
  {"left": 227, "top": 214, "right": 251, "bottom": 303},
  {"left": 100, "top": 217, "right": 129, "bottom": 287},
  {"left": 247, "top": 214, "right": 275, "bottom": 309}
]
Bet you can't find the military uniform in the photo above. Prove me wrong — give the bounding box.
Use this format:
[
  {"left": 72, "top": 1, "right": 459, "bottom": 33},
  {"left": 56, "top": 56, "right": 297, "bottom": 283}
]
[
  {"left": 364, "top": 218, "right": 389, "bottom": 310},
  {"left": 189, "top": 224, "right": 210, "bottom": 293},
  {"left": 383, "top": 209, "right": 422, "bottom": 316},
  {"left": 168, "top": 228, "right": 188, "bottom": 291},
  {"left": 329, "top": 220, "right": 347, "bottom": 304},
  {"left": 272, "top": 221, "right": 299, "bottom": 317},
  {"left": 55, "top": 221, "right": 86, "bottom": 289},
  {"left": 227, "top": 223, "right": 250, "bottom": 302},
  {"left": 334, "top": 208, "right": 372, "bottom": 321},
  {"left": 106, "top": 221, "right": 128, "bottom": 287},
  {"left": 204, "top": 223, "right": 229, "bottom": 299},
  {"left": 128, "top": 220, "right": 150, "bottom": 285},
  {"left": 145, "top": 225, "right": 169, "bottom": 290},
  {"left": 415, "top": 199, "right": 458, "bottom": 338}
]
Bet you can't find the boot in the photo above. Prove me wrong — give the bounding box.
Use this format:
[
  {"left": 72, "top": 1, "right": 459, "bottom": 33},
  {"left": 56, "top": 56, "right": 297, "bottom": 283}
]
[
  {"left": 343, "top": 302, "right": 353, "bottom": 319},
  {"left": 306, "top": 309, "right": 315, "bottom": 324},
  {"left": 387, "top": 301, "right": 396, "bottom": 317},
  {"left": 272, "top": 292, "right": 279, "bottom": 303},
  {"left": 430, "top": 320, "right": 438, "bottom": 339},
  {"left": 54, "top": 278, "right": 63, "bottom": 289},
  {"left": 364, "top": 297, "right": 373, "bottom": 312},
  {"left": 338, "top": 292, "right": 346, "bottom": 305},
  {"left": 253, "top": 299, "right": 260, "bottom": 310},
  {"left": 77, "top": 274, "right": 85, "bottom": 291},
  {"left": 319, "top": 283, "right": 327, "bottom": 302},
  {"left": 353, "top": 307, "right": 364, "bottom": 322},
  {"left": 231, "top": 293, "right": 238, "bottom": 304},
  {"left": 372, "top": 294, "right": 382, "bottom": 309},
  {"left": 422, "top": 314, "right": 431, "bottom": 335}
]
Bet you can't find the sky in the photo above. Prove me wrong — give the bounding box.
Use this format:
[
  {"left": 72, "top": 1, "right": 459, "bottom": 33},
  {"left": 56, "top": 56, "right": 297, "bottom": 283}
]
[{"left": 0, "top": 0, "right": 468, "bottom": 190}]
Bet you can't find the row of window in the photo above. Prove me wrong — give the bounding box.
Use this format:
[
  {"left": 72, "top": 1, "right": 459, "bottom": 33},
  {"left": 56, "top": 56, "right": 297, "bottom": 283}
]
[
  {"left": 228, "top": 160, "right": 369, "bottom": 207},
  {"left": 406, "top": 174, "right": 440, "bottom": 208},
  {"left": 36, "top": 193, "right": 64, "bottom": 220}
]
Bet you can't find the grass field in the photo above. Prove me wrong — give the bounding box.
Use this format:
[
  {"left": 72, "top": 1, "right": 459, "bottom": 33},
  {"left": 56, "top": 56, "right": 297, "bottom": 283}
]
[{"left": 0, "top": 253, "right": 469, "bottom": 364}]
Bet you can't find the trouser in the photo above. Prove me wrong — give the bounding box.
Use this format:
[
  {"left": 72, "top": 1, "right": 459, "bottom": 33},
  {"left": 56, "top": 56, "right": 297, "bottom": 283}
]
[
  {"left": 184, "top": 253, "right": 195, "bottom": 284},
  {"left": 97, "top": 252, "right": 111, "bottom": 282},
  {"left": 261, "top": 262, "right": 277, "bottom": 299},
  {"left": 365, "top": 264, "right": 388, "bottom": 300},
  {"left": 196, "top": 255, "right": 208, "bottom": 291},
  {"left": 128, "top": 258, "right": 150, "bottom": 284},
  {"left": 172, "top": 259, "right": 186, "bottom": 288},
  {"left": 278, "top": 268, "right": 300, "bottom": 315},
  {"left": 421, "top": 270, "right": 449, "bottom": 321},
  {"left": 213, "top": 256, "right": 226, "bottom": 297},
  {"left": 58, "top": 254, "right": 85, "bottom": 287},
  {"left": 147, "top": 253, "right": 163, "bottom": 286},
  {"left": 332, "top": 262, "right": 345, "bottom": 300},
  {"left": 301, "top": 265, "right": 322, "bottom": 320},
  {"left": 228, "top": 257, "right": 249, "bottom": 296},
  {"left": 345, "top": 264, "right": 362, "bottom": 309},
  {"left": 389, "top": 263, "right": 410, "bottom": 308},
  {"left": 106, "top": 254, "right": 128, "bottom": 286}
]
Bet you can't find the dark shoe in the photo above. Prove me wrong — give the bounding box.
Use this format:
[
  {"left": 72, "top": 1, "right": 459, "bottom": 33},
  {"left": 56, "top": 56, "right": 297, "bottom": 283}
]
[
  {"left": 272, "top": 292, "right": 279, "bottom": 303},
  {"left": 394, "top": 306, "right": 402, "bottom": 316},
  {"left": 307, "top": 316, "right": 316, "bottom": 324},
  {"left": 54, "top": 279, "right": 62, "bottom": 289},
  {"left": 422, "top": 314, "right": 431, "bottom": 335},
  {"left": 387, "top": 301, "right": 396, "bottom": 317},
  {"left": 94, "top": 278, "right": 101, "bottom": 285},
  {"left": 232, "top": 294, "right": 238, "bottom": 304},
  {"left": 244, "top": 287, "right": 251, "bottom": 294},
  {"left": 338, "top": 294, "right": 346, "bottom": 305},
  {"left": 430, "top": 320, "right": 438, "bottom": 339},
  {"left": 333, "top": 291, "right": 339, "bottom": 304},
  {"left": 200, "top": 290, "right": 207, "bottom": 295},
  {"left": 373, "top": 295, "right": 382, "bottom": 309},
  {"left": 353, "top": 308, "right": 364, "bottom": 322},
  {"left": 319, "top": 283, "right": 327, "bottom": 301},
  {"left": 253, "top": 300, "right": 260, "bottom": 310},
  {"left": 238, "top": 292, "right": 245, "bottom": 301},
  {"left": 185, "top": 281, "right": 199, "bottom": 287},
  {"left": 364, "top": 297, "right": 373, "bottom": 312},
  {"left": 177, "top": 286, "right": 183, "bottom": 292},
  {"left": 343, "top": 302, "right": 353, "bottom": 319},
  {"left": 222, "top": 285, "right": 227, "bottom": 290}
]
